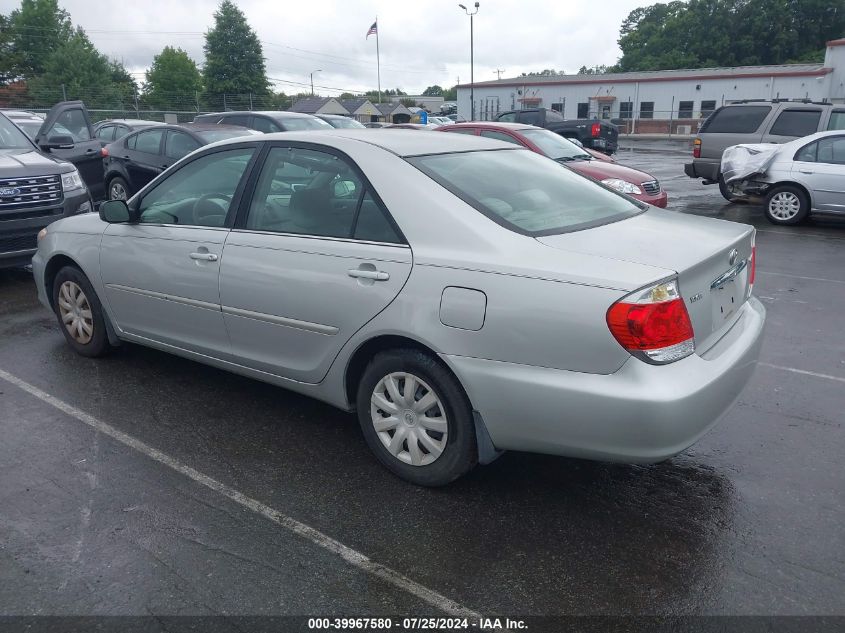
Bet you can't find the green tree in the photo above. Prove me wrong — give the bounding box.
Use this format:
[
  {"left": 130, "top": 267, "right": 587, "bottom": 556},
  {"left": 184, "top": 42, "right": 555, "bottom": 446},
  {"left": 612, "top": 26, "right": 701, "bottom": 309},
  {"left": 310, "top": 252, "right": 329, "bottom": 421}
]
[
  {"left": 422, "top": 85, "right": 443, "bottom": 96},
  {"left": 0, "top": 14, "right": 24, "bottom": 84},
  {"left": 9, "top": 0, "right": 72, "bottom": 77},
  {"left": 520, "top": 69, "right": 564, "bottom": 77},
  {"left": 144, "top": 46, "right": 202, "bottom": 110},
  {"left": 442, "top": 85, "right": 457, "bottom": 101},
  {"left": 28, "top": 28, "right": 126, "bottom": 108},
  {"left": 577, "top": 65, "right": 608, "bottom": 75},
  {"left": 203, "top": 0, "right": 269, "bottom": 99}
]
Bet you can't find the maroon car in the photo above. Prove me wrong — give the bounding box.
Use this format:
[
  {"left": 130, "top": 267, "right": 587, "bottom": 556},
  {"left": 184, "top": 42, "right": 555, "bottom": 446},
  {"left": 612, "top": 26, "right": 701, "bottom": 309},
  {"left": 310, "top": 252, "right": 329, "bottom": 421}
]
[{"left": 437, "top": 122, "right": 667, "bottom": 207}]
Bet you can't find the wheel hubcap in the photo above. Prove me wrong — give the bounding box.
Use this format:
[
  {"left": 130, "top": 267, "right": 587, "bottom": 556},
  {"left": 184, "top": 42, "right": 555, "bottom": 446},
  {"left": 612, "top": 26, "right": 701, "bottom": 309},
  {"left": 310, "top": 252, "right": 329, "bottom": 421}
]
[
  {"left": 370, "top": 372, "right": 448, "bottom": 467},
  {"left": 58, "top": 281, "right": 94, "bottom": 344},
  {"left": 769, "top": 192, "right": 800, "bottom": 219},
  {"left": 110, "top": 183, "right": 127, "bottom": 200}
]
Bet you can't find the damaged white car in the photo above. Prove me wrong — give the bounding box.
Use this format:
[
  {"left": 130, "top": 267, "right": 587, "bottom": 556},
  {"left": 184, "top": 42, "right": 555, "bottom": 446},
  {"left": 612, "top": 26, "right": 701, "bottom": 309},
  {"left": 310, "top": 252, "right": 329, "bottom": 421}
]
[{"left": 721, "top": 130, "right": 845, "bottom": 225}]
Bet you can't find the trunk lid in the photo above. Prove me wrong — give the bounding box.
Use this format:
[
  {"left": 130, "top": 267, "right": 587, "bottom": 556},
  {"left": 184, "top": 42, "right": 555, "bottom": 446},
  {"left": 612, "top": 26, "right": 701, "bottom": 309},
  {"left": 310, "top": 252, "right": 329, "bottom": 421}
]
[{"left": 537, "top": 208, "right": 755, "bottom": 351}]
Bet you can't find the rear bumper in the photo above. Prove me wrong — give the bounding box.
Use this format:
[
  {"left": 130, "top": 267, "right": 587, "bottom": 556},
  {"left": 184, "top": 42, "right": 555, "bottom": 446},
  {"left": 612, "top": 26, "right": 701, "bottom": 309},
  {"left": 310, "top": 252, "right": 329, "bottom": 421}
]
[
  {"left": 443, "top": 297, "right": 765, "bottom": 463},
  {"left": 684, "top": 159, "right": 720, "bottom": 182},
  {"left": 589, "top": 137, "right": 618, "bottom": 154}
]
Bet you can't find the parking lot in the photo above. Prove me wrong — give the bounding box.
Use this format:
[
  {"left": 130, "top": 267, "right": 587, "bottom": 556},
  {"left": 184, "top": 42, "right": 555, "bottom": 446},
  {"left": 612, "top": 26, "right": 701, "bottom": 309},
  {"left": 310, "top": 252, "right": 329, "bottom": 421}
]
[{"left": 1, "top": 140, "right": 844, "bottom": 626}]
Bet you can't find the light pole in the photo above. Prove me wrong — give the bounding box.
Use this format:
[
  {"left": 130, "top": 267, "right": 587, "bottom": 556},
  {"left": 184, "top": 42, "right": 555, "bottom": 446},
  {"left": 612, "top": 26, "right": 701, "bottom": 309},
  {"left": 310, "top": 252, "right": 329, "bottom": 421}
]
[
  {"left": 458, "top": 2, "right": 479, "bottom": 120},
  {"left": 310, "top": 70, "right": 322, "bottom": 96}
]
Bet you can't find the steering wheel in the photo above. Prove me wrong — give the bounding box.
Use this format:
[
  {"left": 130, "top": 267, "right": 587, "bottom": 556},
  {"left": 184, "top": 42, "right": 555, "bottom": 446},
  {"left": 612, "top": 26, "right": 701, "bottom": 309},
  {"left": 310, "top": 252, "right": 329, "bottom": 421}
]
[{"left": 192, "top": 192, "right": 232, "bottom": 226}]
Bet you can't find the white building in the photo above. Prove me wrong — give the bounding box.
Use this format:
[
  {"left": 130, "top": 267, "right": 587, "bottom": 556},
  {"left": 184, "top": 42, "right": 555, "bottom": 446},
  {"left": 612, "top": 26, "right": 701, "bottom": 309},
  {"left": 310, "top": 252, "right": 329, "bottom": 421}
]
[{"left": 457, "top": 38, "right": 845, "bottom": 131}]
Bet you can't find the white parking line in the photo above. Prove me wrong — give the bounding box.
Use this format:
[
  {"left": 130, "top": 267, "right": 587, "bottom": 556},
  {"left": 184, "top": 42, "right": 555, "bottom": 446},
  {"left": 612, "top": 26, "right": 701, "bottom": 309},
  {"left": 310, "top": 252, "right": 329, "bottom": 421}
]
[
  {"left": 757, "top": 270, "right": 845, "bottom": 286},
  {"left": 0, "top": 368, "right": 481, "bottom": 619},
  {"left": 758, "top": 363, "right": 845, "bottom": 384}
]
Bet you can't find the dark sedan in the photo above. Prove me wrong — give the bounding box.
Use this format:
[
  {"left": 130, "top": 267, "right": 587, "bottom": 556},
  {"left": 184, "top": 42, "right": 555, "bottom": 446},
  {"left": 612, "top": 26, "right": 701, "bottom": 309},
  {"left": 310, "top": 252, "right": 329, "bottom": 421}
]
[
  {"left": 102, "top": 124, "right": 259, "bottom": 200},
  {"left": 193, "top": 110, "right": 332, "bottom": 132}
]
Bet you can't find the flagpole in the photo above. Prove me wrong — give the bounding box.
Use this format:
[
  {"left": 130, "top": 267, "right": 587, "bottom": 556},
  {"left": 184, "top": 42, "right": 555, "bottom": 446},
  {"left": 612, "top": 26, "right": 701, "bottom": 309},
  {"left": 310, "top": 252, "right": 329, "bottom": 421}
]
[{"left": 376, "top": 18, "right": 382, "bottom": 105}]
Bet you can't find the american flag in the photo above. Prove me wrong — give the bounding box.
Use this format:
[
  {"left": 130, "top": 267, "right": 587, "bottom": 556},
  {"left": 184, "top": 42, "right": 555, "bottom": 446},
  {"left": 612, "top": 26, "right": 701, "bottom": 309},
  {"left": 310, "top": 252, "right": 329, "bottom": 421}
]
[{"left": 366, "top": 21, "right": 378, "bottom": 38}]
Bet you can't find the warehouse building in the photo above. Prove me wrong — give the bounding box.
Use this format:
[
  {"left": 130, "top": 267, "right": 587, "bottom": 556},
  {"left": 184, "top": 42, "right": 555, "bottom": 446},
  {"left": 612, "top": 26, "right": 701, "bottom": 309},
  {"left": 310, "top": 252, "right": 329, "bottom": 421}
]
[{"left": 457, "top": 38, "right": 845, "bottom": 132}]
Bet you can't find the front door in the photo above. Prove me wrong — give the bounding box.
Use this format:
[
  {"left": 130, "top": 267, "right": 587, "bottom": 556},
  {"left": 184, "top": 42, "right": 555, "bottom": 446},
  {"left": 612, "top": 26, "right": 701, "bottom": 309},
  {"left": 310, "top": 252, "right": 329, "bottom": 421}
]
[
  {"left": 37, "top": 101, "right": 103, "bottom": 199},
  {"left": 99, "top": 145, "right": 258, "bottom": 357},
  {"left": 219, "top": 144, "right": 412, "bottom": 383},
  {"left": 796, "top": 135, "right": 845, "bottom": 212}
]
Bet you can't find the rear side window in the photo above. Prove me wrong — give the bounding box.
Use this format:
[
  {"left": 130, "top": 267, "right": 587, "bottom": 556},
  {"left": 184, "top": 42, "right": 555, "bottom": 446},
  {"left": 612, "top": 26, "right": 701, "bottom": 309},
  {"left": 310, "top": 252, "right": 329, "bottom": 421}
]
[
  {"left": 702, "top": 106, "right": 771, "bottom": 133},
  {"left": 446, "top": 128, "right": 477, "bottom": 135},
  {"left": 408, "top": 149, "right": 642, "bottom": 236},
  {"left": 817, "top": 136, "right": 845, "bottom": 165},
  {"left": 165, "top": 131, "right": 201, "bottom": 160},
  {"left": 480, "top": 130, "right": 521, "bottom": 145},
  {"left": 250, "top": 116, "right": 281, "bottom": 133},
  {"left": 519, "top": 111, "right": 540, "bottom": 125},
  {"left": 827, "top": 111, "right": 845, "bottom": 131},
  {"left": 135, "top": 129, "right": 164, "bottom": 154},
  {"left": 222, "top": 115, "right": 251, "bottom": 127},
  {"left": 769, "top": 110, "right": 821, "bottom": 137},
  {"left": 497, "top": 113, "right": 517, "bottom": 123},
  {"left": 794, "top": 141, "right": 817, "bottom": 162},
  {"left": 95, "top": 125, "right": 114, "bottom": 140},
  {"left": 125, "top": 134, "right": 137, "bottom": 149}
]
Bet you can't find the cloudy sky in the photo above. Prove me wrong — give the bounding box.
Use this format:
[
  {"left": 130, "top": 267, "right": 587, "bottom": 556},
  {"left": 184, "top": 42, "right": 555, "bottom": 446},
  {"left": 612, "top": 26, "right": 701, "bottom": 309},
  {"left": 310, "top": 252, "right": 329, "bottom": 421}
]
[{"left": 52, "top": 0, "right": 647, "bottom": 95}]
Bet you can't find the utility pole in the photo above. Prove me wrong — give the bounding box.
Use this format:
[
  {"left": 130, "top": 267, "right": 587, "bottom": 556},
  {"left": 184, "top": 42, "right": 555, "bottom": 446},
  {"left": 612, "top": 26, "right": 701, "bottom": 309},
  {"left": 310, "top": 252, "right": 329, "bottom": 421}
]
[
  {"left": 61, "top": 83, "right": 67, "bottom": 101},
  {"left": 310, "top": 70, "right": 322, "bottom": 97},
  {"left": 458, "top": 2, "right": 480, "bottom": 121},
  {"left": 494, "top": 69, "right": 505, "bottom": 80}
]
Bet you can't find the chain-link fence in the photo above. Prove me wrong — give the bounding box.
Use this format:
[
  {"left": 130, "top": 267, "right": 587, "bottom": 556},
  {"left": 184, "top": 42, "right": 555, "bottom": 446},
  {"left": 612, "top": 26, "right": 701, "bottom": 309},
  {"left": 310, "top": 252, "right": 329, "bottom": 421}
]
[{"left": 0, "top": 83, "right": 292, "bottom": 122}]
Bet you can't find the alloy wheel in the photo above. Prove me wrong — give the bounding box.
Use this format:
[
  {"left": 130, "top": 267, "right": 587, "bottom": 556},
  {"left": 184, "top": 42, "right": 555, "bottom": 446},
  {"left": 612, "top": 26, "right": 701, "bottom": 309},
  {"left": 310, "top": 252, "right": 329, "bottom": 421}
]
[
  {"left": 110, "top": 182, "right": 127, "bottom": 200},
  {"left": 57, "top": 281, "right": 94, "bottom": 344},
  {"left": 768, "top": 191, "right": 800, "bottom": 220},
  {"left": 370, "top": 372, "right": 449, "bottom": 467}
]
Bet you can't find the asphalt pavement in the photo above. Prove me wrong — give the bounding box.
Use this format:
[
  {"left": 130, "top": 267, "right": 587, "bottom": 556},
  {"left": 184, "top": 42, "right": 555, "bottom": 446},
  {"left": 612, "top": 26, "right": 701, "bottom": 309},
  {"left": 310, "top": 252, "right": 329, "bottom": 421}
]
[{"left": 1, "top": 141, "right": 843, "bottom": 629}]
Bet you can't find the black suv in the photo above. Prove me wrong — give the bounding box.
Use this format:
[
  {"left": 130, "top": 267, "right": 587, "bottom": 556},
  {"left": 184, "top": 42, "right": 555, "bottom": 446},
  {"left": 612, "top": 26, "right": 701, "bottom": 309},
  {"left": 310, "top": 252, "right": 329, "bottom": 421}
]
[{"left": 0, "top": 103, "right": 98, "bottom": 269}]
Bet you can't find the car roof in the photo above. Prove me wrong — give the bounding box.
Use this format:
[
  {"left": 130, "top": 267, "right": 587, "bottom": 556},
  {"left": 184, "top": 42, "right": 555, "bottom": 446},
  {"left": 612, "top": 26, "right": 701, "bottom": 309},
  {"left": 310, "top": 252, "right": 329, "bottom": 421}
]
[
  {"left": 204, "top": 129, "right": 519, "bottom": 157},
  {"left": 201, "top": 111, "right": 319, "bottom": 119},
  {"left": 98, "top": 118, "right": 163, "bottom": 126},
  {"left": 447, "top": 122, "right": 540, "bottom": 132}
]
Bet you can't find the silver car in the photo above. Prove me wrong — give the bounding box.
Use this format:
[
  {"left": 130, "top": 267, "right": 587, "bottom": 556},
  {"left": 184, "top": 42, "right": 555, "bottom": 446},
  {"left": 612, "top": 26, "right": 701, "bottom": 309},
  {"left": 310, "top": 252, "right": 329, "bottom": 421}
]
[
  {"left": 32, "top": 131, "right": 765, "bottom": 486},
  {"left": 734, "top": 130, "right": 845, "bottom": 225}
]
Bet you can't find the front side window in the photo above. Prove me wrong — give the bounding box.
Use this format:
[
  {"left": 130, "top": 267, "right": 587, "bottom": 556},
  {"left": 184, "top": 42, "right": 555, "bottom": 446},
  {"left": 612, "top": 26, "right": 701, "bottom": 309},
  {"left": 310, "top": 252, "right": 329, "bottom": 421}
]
[
  {"left": 408, "top": 149, "right": 642, "bottom": 235},
  {"left": 222, "top": 115, "right": 251, "bottom": 127},
  {"left": 770, "top": 110, "right": 822, "bottom": 137},
  {"left": 519, "top": 111, "right": 540, "bottom": 126},
  {"left": 135, "top": 129, "right": 164, "bottom": 154},
  {"left": 816, "top": 136, "right": 845, "bottom": 165},
  {"left": 48, "top": 108, "right": 90, "bottom": 142},
  {"left": 250, "top": 116, "right": 282, "bottom": 133},
  {"left": 279, "top": 117, "right": 333, "bottom": 131},
  {"left": 446, "top": 128, "right": 477, "bottom": 135},
  {"left": 165, "top": 131, "right": 201, "bottom": 160},
  {"left": 138, "top": 147, "right": 255, "bottom": 227},
  {"left": 497, "top": 112, "right": 517, "bottom": 123},
  {"left": 245, "top": 146, "right": 400, "bottom": 242}
]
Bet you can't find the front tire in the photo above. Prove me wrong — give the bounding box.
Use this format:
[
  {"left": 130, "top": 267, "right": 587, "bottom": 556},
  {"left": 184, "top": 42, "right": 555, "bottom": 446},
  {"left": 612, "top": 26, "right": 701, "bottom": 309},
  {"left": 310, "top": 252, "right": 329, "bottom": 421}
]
[
  {"left": 764, "top": 185, "right": 809, "bottom": 225},
  {"left": 356, "top": 349, "right": 477, "bottom": 486},
  {"left": 52, "top": 266, "right": 112, "bottom": 357}
]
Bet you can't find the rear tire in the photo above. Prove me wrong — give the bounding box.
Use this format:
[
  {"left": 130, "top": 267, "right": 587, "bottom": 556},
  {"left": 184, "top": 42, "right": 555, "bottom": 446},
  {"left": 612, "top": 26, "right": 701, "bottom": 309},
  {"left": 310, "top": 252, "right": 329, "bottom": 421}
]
[
  {"left": 718, "top": 174, "right": 744, "bottom": 203},
  {"left": 356, "top": 348, "right": 477, "bottom": 486},
  {"left": 108, "top": 176, "right": 130, "bottom": 201},
  {"left": 764, "top": 185, "right": 809, "bottom": 225},
  {"left": 52, "top": 266, "right": 112, "bottom": 358}
]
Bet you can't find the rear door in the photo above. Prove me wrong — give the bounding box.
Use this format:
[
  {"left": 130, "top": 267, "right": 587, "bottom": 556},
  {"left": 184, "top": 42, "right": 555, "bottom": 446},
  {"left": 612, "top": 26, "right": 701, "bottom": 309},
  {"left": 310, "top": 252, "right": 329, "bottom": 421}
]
[
  {"left": 219, "top": 143, "right": 412, "bottom": 383},
  {"left": 125, "top": 128, "right": 166, "bottom": 191},
  {"left": 36, "top": 101, "right": 103, "bottom": 199},
  {"left": 762, "top": 108, "right": 823, "bottom": 144}
]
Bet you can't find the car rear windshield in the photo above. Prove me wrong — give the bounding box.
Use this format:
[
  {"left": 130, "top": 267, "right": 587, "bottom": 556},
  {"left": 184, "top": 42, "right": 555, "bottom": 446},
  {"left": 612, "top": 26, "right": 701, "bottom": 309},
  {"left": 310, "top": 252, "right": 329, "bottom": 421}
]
[
  {"left": 520, "top": 129, "right": 592, "bottom": 161},
  {"left": 327, "top": 117, "right": 365, "bottom": 129},
  {"left": 0, "top": 115, "right": 35, "bottom": 149},
  {"left": 282, "top": 117, "right": 333, "bottom": 131},
  {"left": 194, "top": 129, "right": 258, "bottom": 143},
  {"left": 701, "top": 105, "right": 771, "bottom": 134},
  {"left": 407, "top": 149, "right": 642, "bottom": 236}
]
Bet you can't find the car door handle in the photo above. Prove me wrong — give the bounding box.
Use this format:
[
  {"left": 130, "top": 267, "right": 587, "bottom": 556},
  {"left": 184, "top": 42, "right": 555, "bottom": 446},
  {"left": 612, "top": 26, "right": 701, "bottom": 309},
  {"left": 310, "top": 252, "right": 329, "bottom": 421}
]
[
  {"left": 799, "top": 170, "right": 814, "bottom": 174},
  {"left": 161, "top": 164, "right": 169, "bottom": 169},
  {"left": 348, "top": 268, "right": 389, "bottom": 281},
  {"left": 85, "top": 148, "right": 98, "bottom": 154},
  {"left": 190, "top": 252, "right": 219, "bottom": 262}
]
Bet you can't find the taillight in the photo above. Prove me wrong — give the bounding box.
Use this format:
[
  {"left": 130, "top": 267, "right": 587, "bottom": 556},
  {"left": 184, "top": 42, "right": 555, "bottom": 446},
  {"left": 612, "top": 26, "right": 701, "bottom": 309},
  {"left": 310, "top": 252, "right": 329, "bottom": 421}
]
[
  {"left": 748, "top": 233, "right": 756, "bottom": 291},
  {"left": 607, "top": 279, "right": 695, "bottom": 364},
  {"left": 693, "top": 138, "right": 701, "bottom": 158},
  {"left": 591, "top": 122, "right": 600, "bottom": 138},
  {"left": 100, "top": 147, "right": 109, "bottom": 157}
]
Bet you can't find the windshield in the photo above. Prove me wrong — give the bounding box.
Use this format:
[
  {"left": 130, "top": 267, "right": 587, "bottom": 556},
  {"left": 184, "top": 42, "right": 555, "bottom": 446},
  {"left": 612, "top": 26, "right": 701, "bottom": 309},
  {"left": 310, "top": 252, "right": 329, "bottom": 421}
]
[
  {"left": 521, "top": 129, "right": 592, "bottom": 161},
  {"left": 326, "top": 117, "right": 365, "bottom": 129},
  {"left": 284, "top": 117, "right": 333, "bottom": 131},
  {"left": 408, "top": 149, "right": 642, "bottom": 235},
  {"left": 0, "top": 115, "right": 36, "bottom": 149},
  {"left": 194, "top": 128, "right": 260, "bottom": 143}
]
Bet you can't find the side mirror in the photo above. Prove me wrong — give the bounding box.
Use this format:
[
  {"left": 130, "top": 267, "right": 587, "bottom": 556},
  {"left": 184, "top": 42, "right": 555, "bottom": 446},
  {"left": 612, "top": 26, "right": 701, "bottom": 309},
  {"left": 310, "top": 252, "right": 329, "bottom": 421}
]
[
  {"left": 99, "top": 199, "right": 132, "bottom": 223},
  {"left": 40, "top": 135, "right": 75, "bottom": 150}
]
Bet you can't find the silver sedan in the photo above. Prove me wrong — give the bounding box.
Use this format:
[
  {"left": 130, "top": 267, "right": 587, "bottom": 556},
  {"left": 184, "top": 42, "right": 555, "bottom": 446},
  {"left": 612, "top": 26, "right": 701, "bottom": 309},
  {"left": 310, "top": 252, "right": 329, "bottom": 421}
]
[{"left": 32, "top": 130, "right": 765, "bottom": 486}]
